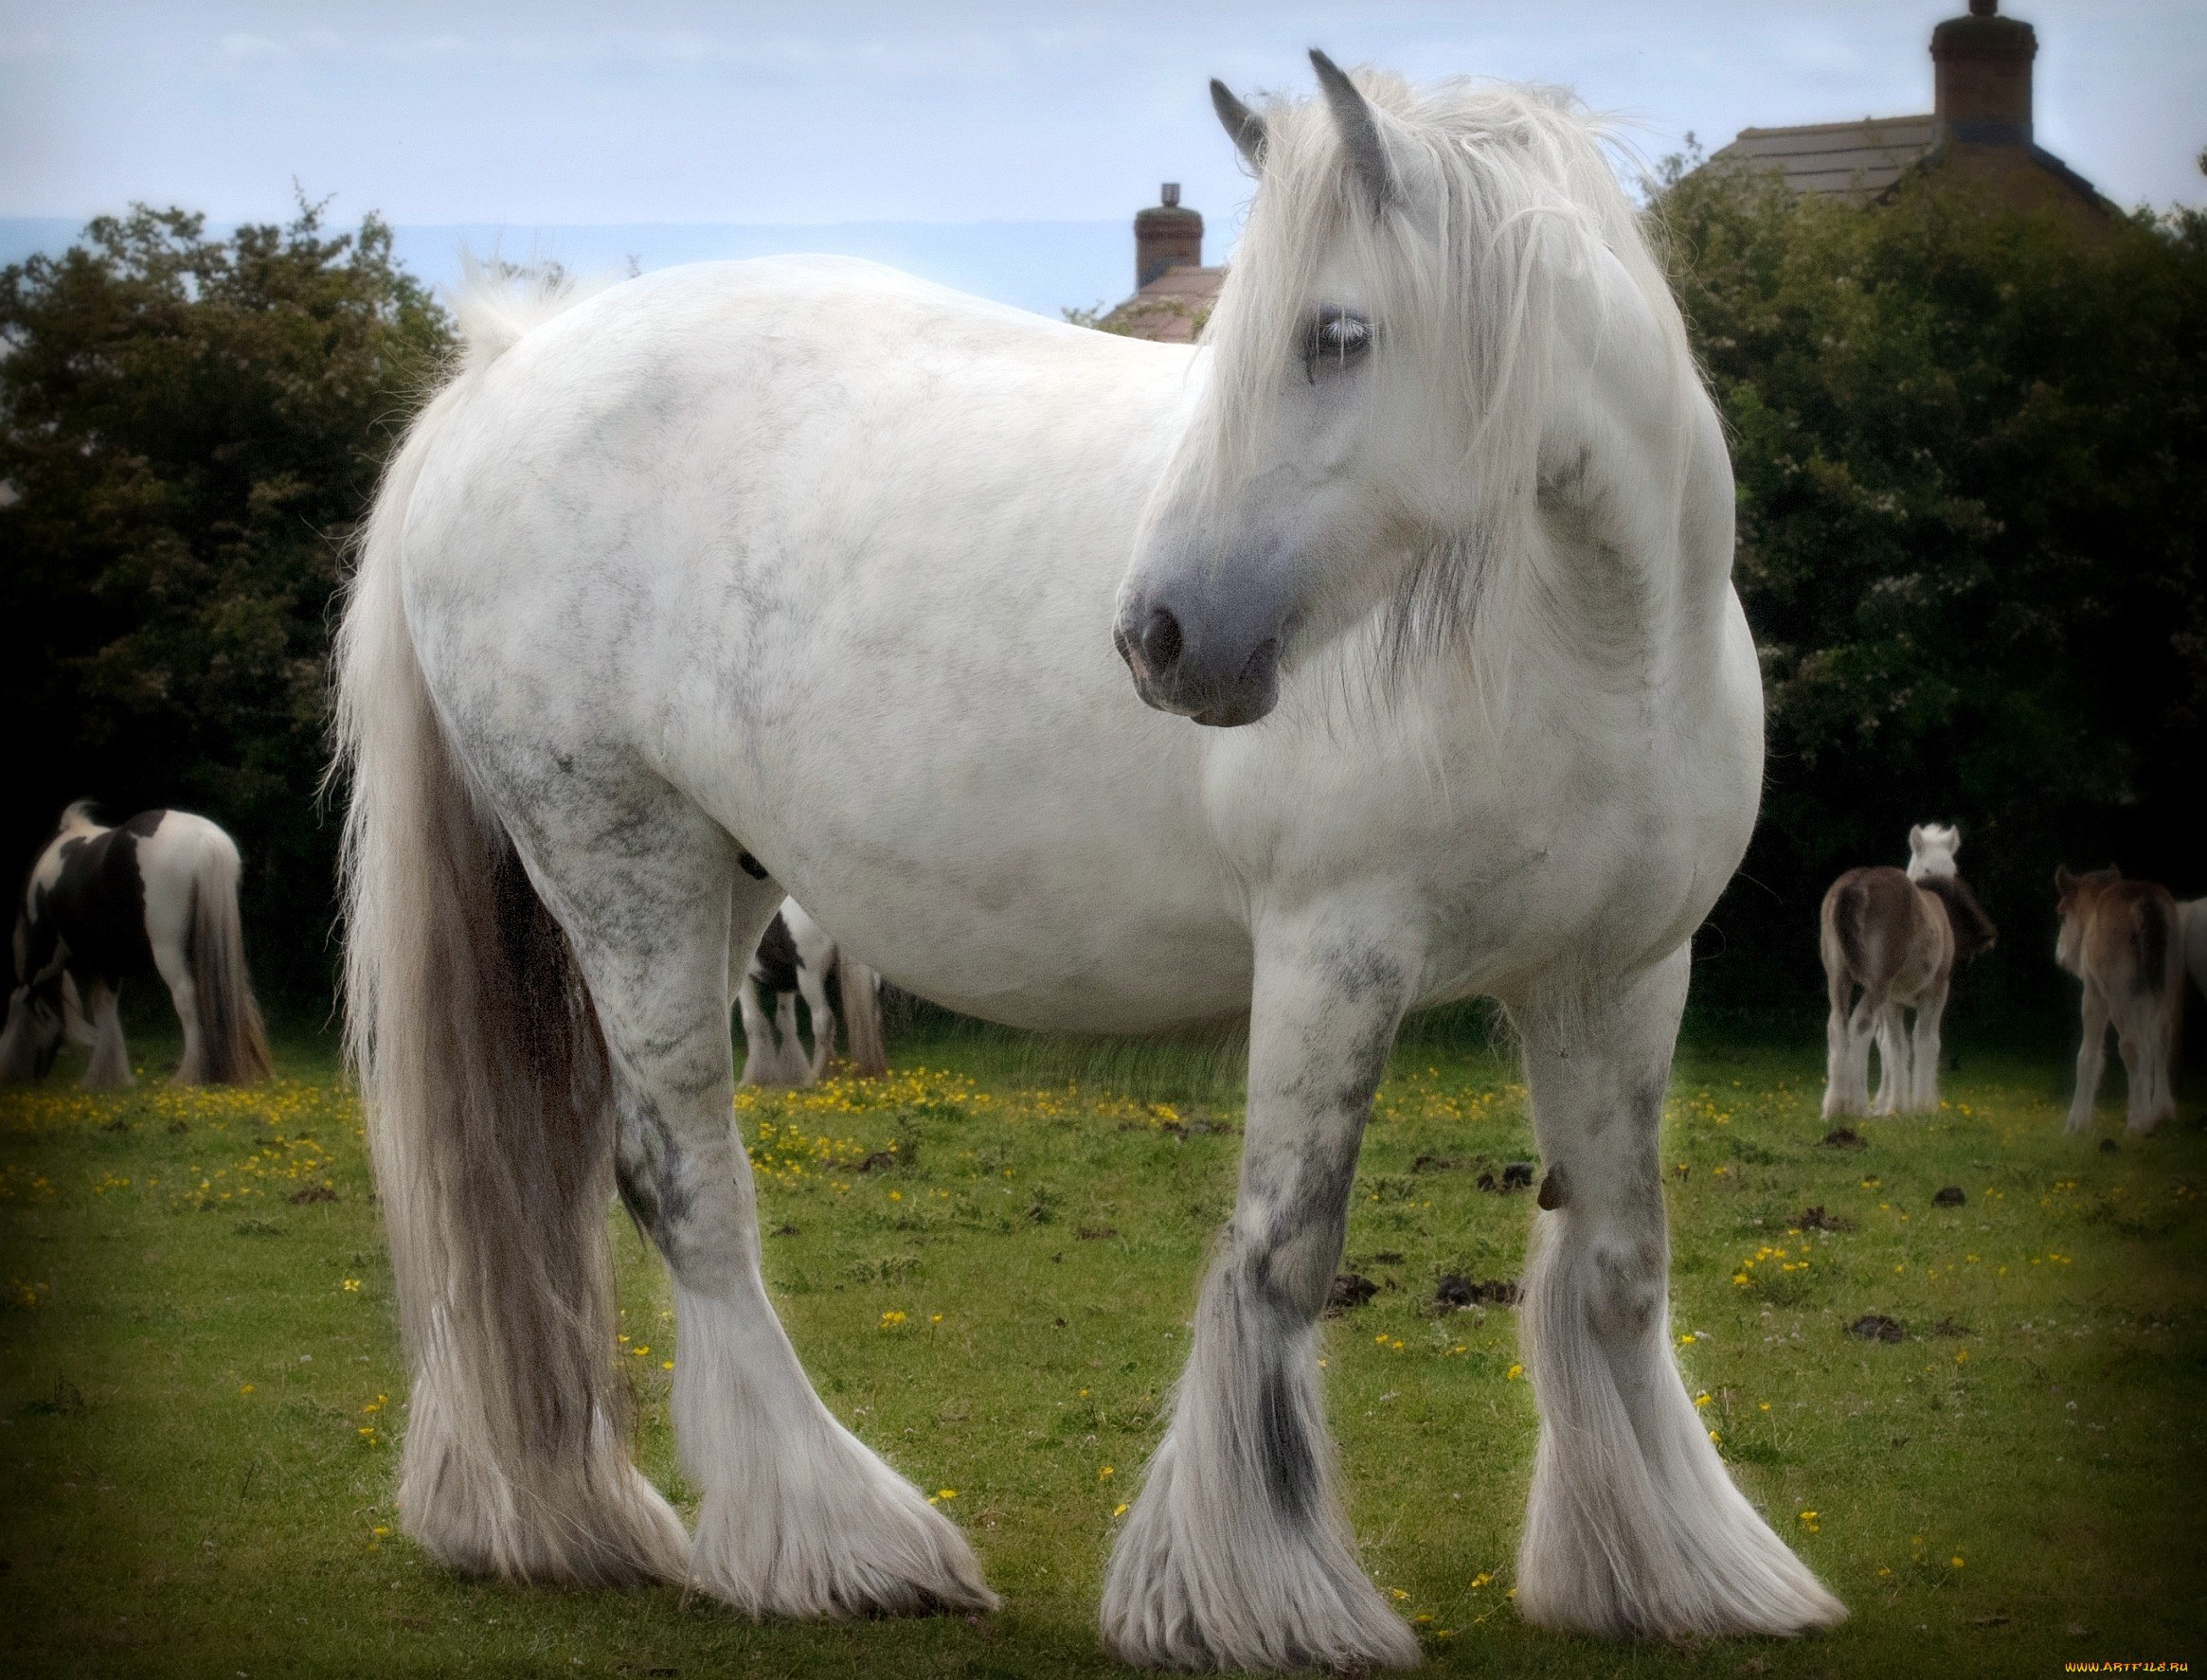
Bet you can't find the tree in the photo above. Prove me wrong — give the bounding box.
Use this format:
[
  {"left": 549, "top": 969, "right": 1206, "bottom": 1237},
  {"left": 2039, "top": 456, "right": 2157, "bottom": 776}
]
[
  {"left": 1654, "top": 166, "right": 2207, "bottom": 1016},
  {"left": 0, "top": 200, "right": 452, "bottom": 1006}
]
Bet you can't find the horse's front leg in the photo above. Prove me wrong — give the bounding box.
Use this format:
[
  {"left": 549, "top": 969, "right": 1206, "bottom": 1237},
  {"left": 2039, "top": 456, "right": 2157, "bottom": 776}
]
[
  {"left": 2067, "top": 986, "right": 2108, "bottom": 1133},
  {"left": 1910, "top": 985, "right": 1947, "bottom": 1115},
  {"left": 1101, "top": 911, "right": 1422, "bottom": 1672},
  {"left": 81, "top": 980, "right": 134, "bottom": 1090},
  {"left": 1870, "top": 1005, "right": 1907, "bottom": 1117},
  {"left": 1515, "top": 947, "right": 1844, "bottom": 1638}
]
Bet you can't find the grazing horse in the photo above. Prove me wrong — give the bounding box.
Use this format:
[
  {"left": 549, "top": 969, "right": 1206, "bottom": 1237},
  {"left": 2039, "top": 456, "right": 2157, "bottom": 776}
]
[
  {"left": 0, "top": 802, "right": 271, "bottom": 1088},
  {"left": 333, "top": 56, "right": 1839, "bottom": 1668},
  {"left": 2056, "top": 867, "right": 2181, "bottom": 1133},
  {"left": 1820, "top": 824, "right": 1997, "bottom": 1118},
  {"left": 737, "top": 897, "right": 888, "bottom": 1086}
]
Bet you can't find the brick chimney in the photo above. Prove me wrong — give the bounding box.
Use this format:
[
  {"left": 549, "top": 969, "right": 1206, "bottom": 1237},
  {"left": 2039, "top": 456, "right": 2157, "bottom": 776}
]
[
  {"left": 1134, "top": 184, "right": 1203, "bottom": 291},
  {"left": 1932, "top": 0, "right": 2037, "bottom": 148}
]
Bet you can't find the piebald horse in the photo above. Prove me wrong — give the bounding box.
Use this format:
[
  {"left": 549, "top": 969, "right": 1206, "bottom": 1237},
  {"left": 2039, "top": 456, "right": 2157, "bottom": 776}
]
[
  {"left": 334, "top": 57, "right": 1839, "bottom": 1668},
  {"left": 0, "top": 802, "right": 271, "bottom": 1088},
  {"left": 738, "top": 897, "right": 888, "bottom": 1086},
  {"left": 1820, "top": 823, "right": 1997, "bottom": 1117},
  {"left": 2056, "top": 867, "right": 2182, "bottom": 1134}
]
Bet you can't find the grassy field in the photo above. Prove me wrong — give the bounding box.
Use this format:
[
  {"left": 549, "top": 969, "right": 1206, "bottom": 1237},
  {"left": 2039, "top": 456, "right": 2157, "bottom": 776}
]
[{"left": 2, "top": 1015, "right": 2202, "bottom": 1678}]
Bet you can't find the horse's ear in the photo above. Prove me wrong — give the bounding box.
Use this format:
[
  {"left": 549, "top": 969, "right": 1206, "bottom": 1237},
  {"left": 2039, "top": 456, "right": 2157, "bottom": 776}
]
[
  {"left": 1211, "top": 80, "right": 1266, "bottom": 172},
  {"left": 1909, "top": 824, "right": 1926, "bottom": 851},
  {"left": 2054, "top": 866, "right": 2074, "bottom": 894},
  {"left": 1309, "top": 48, "right": 1395, "bottom": 212}
]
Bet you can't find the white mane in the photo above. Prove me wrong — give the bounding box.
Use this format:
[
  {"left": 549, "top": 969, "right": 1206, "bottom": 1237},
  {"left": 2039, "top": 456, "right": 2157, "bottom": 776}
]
[{"left": 1197, "top": 73, "right": 1695, "bottom": 658}]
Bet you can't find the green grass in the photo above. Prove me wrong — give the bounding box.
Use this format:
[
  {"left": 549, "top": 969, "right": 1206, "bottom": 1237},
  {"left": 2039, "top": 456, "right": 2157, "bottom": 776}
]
[{"left": 2, "top": 1020, "right": 2202, "bottom": 1677}]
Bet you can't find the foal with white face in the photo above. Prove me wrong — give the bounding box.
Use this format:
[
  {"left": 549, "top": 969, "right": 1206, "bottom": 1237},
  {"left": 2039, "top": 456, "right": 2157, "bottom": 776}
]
[
  {"left": 337, "top": 55, "right": 1839, "bottom": 1669},
  {"left": 1820, "top": 824, "right": 1997, "bottom": 1117}
]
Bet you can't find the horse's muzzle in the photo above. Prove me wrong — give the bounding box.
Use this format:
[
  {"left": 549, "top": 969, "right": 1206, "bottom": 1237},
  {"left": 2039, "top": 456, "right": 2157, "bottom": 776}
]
[{"left": 1113, "top": 600, "right": 1283, "bottom": 727}]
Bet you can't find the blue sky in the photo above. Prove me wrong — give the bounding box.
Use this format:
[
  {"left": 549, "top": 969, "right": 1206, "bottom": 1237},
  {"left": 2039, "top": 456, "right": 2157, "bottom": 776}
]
[{"left": 3, "top": 2, "right": 2201, "bottom": 315}]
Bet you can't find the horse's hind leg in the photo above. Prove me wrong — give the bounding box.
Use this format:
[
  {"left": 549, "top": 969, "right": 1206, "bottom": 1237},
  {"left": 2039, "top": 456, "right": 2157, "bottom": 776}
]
[
  {"left": 1515, "top": 948, "right": 1843, "bottom": 1638},
  {"left": 81, "top": 982, "right": 134, "bottom": 1090},
  {"left": 1870, "top": 1005, "right": 1908, "bottom": 1117},
  {"left": 1102, "top": 910, "right": 1420, "bottom": 1671},
  {"left": 1821, "top": 973, "right": 1857, "bottom": 1119},
  {"left": 146, "top": 920, "right": 206, "bottom": 1084},
  {"left": 534, "top": 788, "right": 991, "bottom": 1618}
]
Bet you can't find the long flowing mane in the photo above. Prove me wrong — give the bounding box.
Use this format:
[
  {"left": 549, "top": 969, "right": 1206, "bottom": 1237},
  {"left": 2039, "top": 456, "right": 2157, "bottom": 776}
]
[
  {"left": 1918, "top": 872, "right": 1998, "bottom": 960},
  {"left": 1196, "top": 75, "right": 1696, "bottom": 666}
]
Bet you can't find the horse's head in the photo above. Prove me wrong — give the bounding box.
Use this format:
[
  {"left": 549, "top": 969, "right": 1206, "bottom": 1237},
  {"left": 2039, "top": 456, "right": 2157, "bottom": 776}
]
[
  {"left": 1905, "top": 823, "right": 1961, "bottom": 882},
  {"left": 1116, "top": 54, "right": 1656, "bottom": 725},
  {"left": 2053, "top": 865, "right": 2121, "bottom": 974},
  {"left": 0, "top": 982, "right": 63, "bottom": 1082}
]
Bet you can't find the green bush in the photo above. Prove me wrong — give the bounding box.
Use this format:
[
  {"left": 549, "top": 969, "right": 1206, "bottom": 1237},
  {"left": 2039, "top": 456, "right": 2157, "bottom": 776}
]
[
  {"left": 1658, "top": 164, "right": 2206, "bottom": 1016},
  {"left": 0, "top": 200, "right": 451, "bottom": 1005}
]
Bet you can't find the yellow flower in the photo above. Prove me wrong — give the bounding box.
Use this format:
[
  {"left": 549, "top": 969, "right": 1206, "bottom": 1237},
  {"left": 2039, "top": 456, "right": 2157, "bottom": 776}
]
[
  {"left": 1098, "top": 1465, "right": 1115, "bottom": 1480},
  {"left": 1505, "top": 1364, "right": 1523, "bottom": 1381},
  {"left": 1390, "top": 1587, "right": 1409, "bottom": 1600},
  {"left": 936, "top": 1488, "right": 957, "bottom": 1500},
  {"left": 238, "top": 1385, "right": 254, "bottom": 1396},
  {"left": 1113, "top": 1503, "right": 1128, "bottom": 1517},
  {"left": 1469, "top": 1571, "right": 1492, "bottom": 1589},
  {"left": 662, "top": 1360, "right": 673, "bottom": 1370},
  {"left": 1950, "top": 1555, "right": 1965, "bottom": 1568},
  {"left": 1678, "top": 1332, "right": 1696, "bottom": 1346},
  {"left": 879, "top": 1310, "right": 906, "bottom": 1328},
  {"left": 1693, "top": 1391, "right": 1712, "bottom": 1408},
  {"left": 341, "top": 1278, "right": 361, "bottom": 1293}
]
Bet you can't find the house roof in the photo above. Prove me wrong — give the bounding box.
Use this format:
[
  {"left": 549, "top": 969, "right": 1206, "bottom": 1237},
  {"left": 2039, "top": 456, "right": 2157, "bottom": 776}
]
[
  {"left": 1099, "top": 263, "right": 1226, "bottom": 343},
  {"left": 1706, "top": 116, "right": 1939, "bottom": 201}
]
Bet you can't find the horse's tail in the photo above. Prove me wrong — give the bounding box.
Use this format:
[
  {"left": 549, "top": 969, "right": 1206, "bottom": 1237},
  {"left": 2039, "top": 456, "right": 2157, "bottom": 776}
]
[
  {"left": 330, "top": 301, "right": 687, "bottom": 1585},
  {"left": 1830, "top": 877, "right": 1873, "bottom": 980},
  {"left": 838, "top": 956, "right": 888, "bottom": 1079},
  {"left": 183, "top": 826, "right": 271, "bottom": 1083},
  {"left": 2132, "top": 893, "right": 2177, "bottom": 1004}
]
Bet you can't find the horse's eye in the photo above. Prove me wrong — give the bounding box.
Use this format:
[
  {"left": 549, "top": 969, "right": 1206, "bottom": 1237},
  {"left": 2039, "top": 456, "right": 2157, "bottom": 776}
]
[{"left": 1301, "top": 307, "right": 1373, "bottom": 383}]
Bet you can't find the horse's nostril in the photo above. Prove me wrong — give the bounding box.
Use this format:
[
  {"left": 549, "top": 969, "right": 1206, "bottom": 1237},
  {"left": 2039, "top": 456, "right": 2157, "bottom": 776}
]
[
  {"left": 1239, "top": 637, "right": 1280, "bottom": 684},
  {"left": 1141, "top": 606, "right": 1184, "bottom": 673}
]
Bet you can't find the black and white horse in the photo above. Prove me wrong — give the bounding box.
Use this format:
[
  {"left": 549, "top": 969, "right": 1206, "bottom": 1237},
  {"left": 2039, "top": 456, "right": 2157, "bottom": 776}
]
[
  {"left": 0, "top": 802, "right": 272, "bottom": 1088},
  {"left": 739, "top": 897, "right": 888, "bottom": 1085}
]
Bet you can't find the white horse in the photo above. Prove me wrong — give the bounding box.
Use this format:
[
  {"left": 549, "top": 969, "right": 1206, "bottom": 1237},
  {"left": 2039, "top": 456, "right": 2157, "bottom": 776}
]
[
  {"left": 334, "top": 56, "right": 1839, "bottom": 1667},
  {"left": 0, "top": 801, "right": 272, "bottom": 1087},
  {"left": 737, "top": 896, "right": 888, "bottom": 1085},
  {"left": 1819, "top": 823, "right": 1997, "bottom": 1117}
]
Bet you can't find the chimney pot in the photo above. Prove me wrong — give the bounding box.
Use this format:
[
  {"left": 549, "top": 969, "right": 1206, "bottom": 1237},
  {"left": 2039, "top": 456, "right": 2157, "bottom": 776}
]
[{"left": 1162, "top": 183, "right": 1180, "bottom": 206}]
